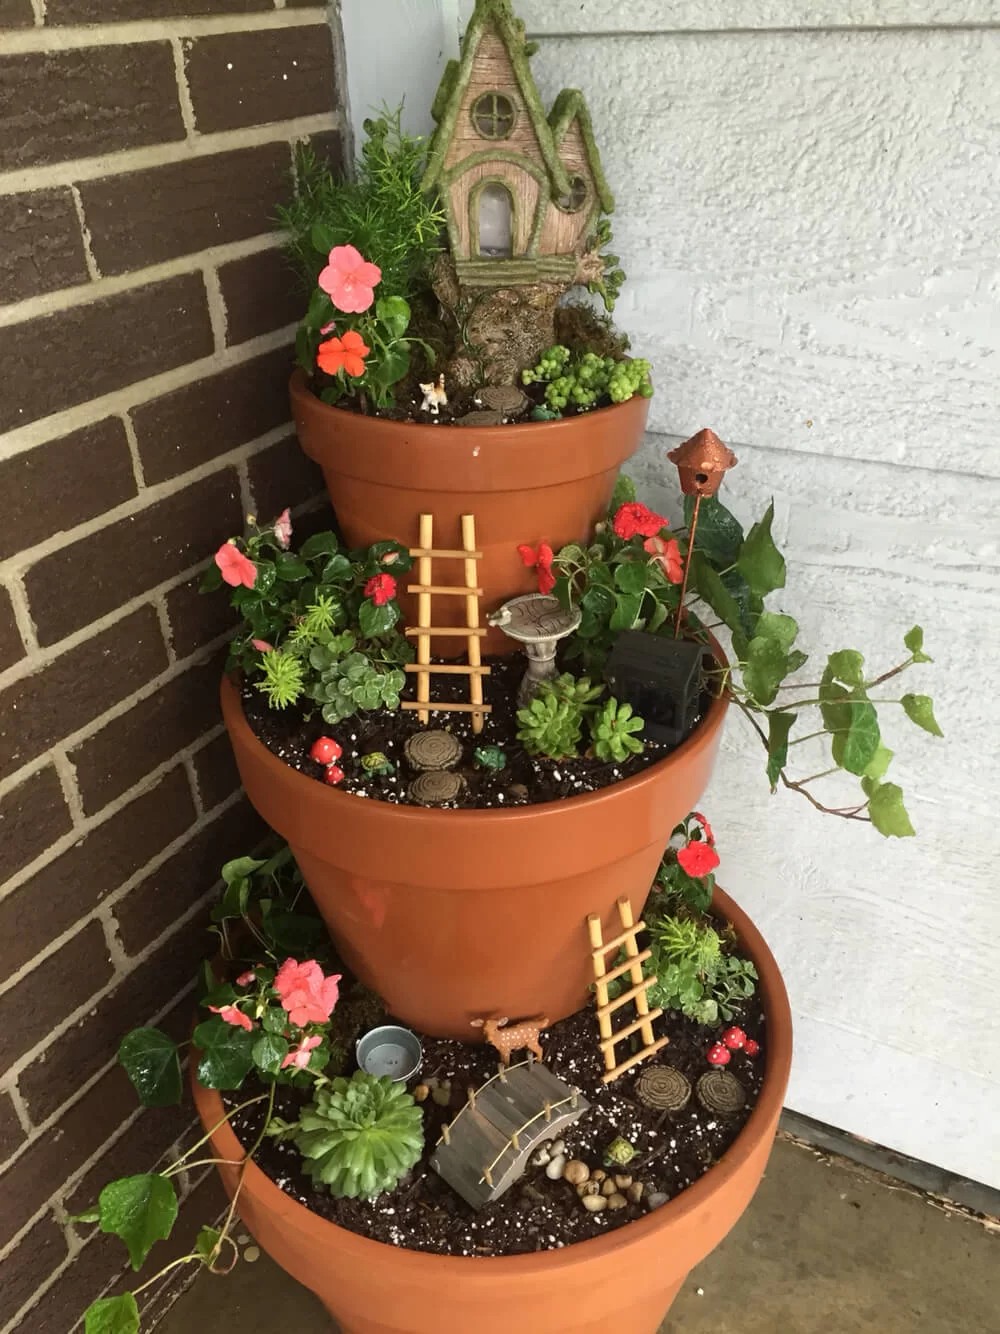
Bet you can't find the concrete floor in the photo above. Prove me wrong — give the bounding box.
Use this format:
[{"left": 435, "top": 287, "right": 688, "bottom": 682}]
[{"left": 159, "top": 1137, "right": 999, "bottom": 1334}]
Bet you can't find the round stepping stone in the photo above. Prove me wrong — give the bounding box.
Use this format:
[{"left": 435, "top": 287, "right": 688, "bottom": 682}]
[
  {"left": 635, "top": 1065, "right": 692, "bottom": 1112},
  {"left": 696, "top": 1070, "right": 746, "bottom": 1115},
  {"left": 409, "top": 771, "right": 464, "bottom": 807},
  {"left": 404, "top": 730, "right": 462, "bottom": 772}
]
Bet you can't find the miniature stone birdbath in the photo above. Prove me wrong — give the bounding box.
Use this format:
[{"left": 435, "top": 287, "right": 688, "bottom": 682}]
[{"left": 487, "top": 594, "right": 581, "bottom": 706}]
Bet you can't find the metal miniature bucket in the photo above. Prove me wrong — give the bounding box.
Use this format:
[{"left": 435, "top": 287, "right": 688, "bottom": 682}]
[{"left": 356, "top": 1025, "right": 423, "bottom": 1082}]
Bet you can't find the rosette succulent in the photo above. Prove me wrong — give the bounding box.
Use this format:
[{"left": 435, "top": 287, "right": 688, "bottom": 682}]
[
  {"left": 589, "top": 697, "right": 645, "bottom": 762},
  {"left": 293, "top": 1072, "right": 424, "bottom": 1199}
]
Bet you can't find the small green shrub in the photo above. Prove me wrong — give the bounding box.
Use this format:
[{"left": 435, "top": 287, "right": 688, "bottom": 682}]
[
  {"left": 589, "top": 697, "right": 645, "bottom": 762},
  {"left": 294, "top": 1073, "right": 424, "bottom": 1199},
  {"left": 309, "top": 649, "right": 406, "bottom": 725},
  {"left": 646, "top": 914, "right": 757, "bottom": 1026}
]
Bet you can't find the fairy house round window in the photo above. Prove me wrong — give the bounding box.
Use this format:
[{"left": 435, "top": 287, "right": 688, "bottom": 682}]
[
  {"left": 556, "top": 175, "right": 589, "bottom": 213},
  {"left": 472, "top": 91, "right": 517, "bottom": 139}
]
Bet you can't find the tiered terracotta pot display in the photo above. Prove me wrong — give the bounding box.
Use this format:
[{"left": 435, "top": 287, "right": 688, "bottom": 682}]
[
  {"left": 290, "top": 370, "right": 651, "bottom": 654},
  {"left": 194, "top": 884, "right": 792, "bottom": 1334}
]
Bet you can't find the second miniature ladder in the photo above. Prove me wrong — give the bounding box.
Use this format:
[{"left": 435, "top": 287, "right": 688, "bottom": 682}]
[
  {"left": 401, "top": 513, "right": 492, "bottom": 734},
  {"left": 588, "top": 896, "right": 670, "bottom": 1084}
]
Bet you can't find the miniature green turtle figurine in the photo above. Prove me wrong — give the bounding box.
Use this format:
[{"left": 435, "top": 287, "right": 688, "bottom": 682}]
[
  {"left": 530, "top": 404, "right": 562, "bottom": 422},
  {"left": 474, "top": 744, "right": 508, "bottom": 773},
  {"left": 360, "top": 751, "right": 395, "bottom": 777}
]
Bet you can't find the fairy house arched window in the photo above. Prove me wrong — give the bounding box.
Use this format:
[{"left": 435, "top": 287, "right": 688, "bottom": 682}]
[{"left": 421, "top": 0, "right": 615, "bottom": 289}]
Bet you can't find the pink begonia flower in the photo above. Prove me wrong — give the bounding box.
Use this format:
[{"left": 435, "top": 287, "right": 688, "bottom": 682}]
[
  {"left": 281, "top": 1035, "right": 322, "bottom": 1071},
  {"left": 214, "top": 542, "right": 257, "bottom": 589},
  {"left": 274, "top": 508, "right": 293, "bottom": 550},
  {"left": 251, "top": 639, "right": 274, "bottom": 654},
  {"left": 209, "top": 1004, "right": 254, "bottom": 1032},
  {"left": 274, "top": 959, "right": 343, "bottom": 1027},
  {"left": 318, "top": 244, "right": 382, "bottom": 314},
  {"left": 235, "top": 970, "right": 257, "bottom": 987}
]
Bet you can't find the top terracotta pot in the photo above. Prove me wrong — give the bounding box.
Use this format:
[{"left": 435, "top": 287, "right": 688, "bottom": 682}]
[{"left": 290, "top": 371, "right": 651, "bottom": 653}]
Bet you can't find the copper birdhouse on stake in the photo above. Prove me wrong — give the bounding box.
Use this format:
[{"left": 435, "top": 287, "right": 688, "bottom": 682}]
[{"left": 668, "top": 429, "right": 739, "bottom": 636}]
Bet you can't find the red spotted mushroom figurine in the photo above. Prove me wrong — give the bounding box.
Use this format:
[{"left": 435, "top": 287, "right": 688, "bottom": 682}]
[
  {"left": 310, "top": 736, "right": 343, "bottom": 766},
  {"left": 722, "top": 1026, "right": 747, "bottom": 1050},
  {"left": 706, "top": 1043, "right": 731, "bottom": 1067}
]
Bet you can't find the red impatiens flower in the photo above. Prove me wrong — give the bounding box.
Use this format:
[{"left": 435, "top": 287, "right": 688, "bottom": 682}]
[
  {"left": 518, "top": 542, "right": 556, "bottom": 595},
  {"left": 643, "top": 534, "right": 683, "bottom": 584},
  {"left": 691, "top": 810, "right": 716, "bottom": 845},
  {"left": 318, "top": 244, "right": 382, "bottom": 314},
  {"left": 317, "top": 329, "right": 370, "bottom": 378},
  {"left": 214, "top": 541, "right": 257, "bottom": 589},
  {"left": 364, "top": 573, "right": 397, "bottom": 606},
  {"left": 677, "top": 840, "right": 721, "bottom": 878},
  {"left": 613, "top": 502, "right": 669, "bottom": 541}
]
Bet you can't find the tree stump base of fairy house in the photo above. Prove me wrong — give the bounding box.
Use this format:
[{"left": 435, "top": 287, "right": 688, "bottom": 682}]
[{"left": 430, "top": 1059, "right": 590, "bottom": 1210}]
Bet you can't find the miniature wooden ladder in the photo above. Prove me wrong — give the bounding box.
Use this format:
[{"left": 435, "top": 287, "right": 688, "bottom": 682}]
[
  {"left": 402, "top": 514, "right": 491, "bottom": 734},
  {"left": 588, "top": 896, "right": 670, "bottom": 1084}
]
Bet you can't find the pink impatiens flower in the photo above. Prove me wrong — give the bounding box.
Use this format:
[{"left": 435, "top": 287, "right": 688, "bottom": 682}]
[
  {"left": 613, "top": 502, "right": 669, "bottom": 542},
  {"left": 251, "top": 639, "right": 274, "bottom": 654},
  {"left": 214, "top": 542, "right": 257, "bottom": 589},
  {"left": 235, "top": 970, "right": 257, "bottom": 987},
  {"left": 363, "top": 573, "right": 397, "bottom": 606},
  {"left": 318, "top": 244, "right": 382, "bottom": 314},
  {"left": 274, "top": 508, "right": 293, "bottom": 550},
  {"left": 274, "top": 959, "right": 342, "bottom": 1027},
  {"left": 209, "top": 1004, "right": 254, "bottom": 1032},
  {"left": 643, "top": 534, "right": 683, "bottom": 584},
  {"left": 281, "top": 1035, "right": 322, "bottom": 1071},
  {"left": 677, "top": 841, "right": 721, "bottom": 878}
]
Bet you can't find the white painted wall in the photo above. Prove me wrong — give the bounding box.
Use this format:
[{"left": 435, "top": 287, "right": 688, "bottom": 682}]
[{"left": 339, "top": 1, "right": 1000, "bottom": 1189}]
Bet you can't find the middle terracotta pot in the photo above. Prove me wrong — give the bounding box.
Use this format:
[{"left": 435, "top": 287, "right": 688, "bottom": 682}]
[{"left": 222, "top": 673, "right": 728, "bottom": 1040}]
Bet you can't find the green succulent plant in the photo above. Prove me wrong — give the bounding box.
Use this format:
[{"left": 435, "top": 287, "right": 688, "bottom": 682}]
[
  {"left": 543, "top": 672, "right": 605, "bottom": 710},
  {"left": 293, "top": 1072, "right": 424, "bottom": 1199},
  {"left": 517, "top": 694, "right": 584, "bottom": 760},
  {"left": 522, "top": 345, "right": 652, "bottom": 411},
  {"left": 589, "top": 697, "right": 645, "bottom": 762},
  {"left": 309, "top": 652, "right": 406, "bottom": 725}
]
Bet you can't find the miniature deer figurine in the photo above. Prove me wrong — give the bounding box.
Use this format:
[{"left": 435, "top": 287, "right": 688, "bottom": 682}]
[
  {"left": 471, "top": 1015, "right": 548, "bottom": 1066},
  {"left": 419, "top": 373, "right": 448, "bottom": 416}
]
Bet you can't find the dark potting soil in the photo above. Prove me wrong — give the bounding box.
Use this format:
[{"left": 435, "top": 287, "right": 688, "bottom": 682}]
[
  {"left": 241, "top": 656, "right": 708, "bottom": 809},
  {"left": 230, "top": 996, "right": 765, "bottom": 1258},
  {"left": 313, "top": 374, "right": 599, "bottom": 427}
]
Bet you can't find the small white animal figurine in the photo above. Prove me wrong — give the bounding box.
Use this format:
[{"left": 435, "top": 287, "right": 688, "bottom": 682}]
[{"left": 419, "top": 373, "right": 448, "bottom": 416}]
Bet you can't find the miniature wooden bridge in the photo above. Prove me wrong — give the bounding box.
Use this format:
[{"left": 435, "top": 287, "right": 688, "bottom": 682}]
[{"left": 430, "top": 1059, "right": 590, "bottom": 1210}]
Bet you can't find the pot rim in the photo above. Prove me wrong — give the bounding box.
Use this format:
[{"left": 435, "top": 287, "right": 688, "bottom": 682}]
[
  {"left": 192, "top": 881, "right": 792, "bottom": 1277},
  {"left": 220, "top": 639, "right": 729, "bottom": 826}
]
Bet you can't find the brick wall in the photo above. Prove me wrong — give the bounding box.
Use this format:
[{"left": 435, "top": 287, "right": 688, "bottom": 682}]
[{"left": 0, "top": 4, "right": 343, "bottom": 1327}]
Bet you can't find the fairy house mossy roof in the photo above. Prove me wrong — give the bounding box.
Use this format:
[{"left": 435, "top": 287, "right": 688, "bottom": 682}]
[{"left": 421, "top": 0, "right": 615, "bottom": 215}]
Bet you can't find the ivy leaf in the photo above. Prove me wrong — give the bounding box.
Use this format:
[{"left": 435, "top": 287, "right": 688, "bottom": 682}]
[
  {"left": 755, "top": 611, "right": 798, "bottom": 651},
  {"left": 376, "top": 295, "right": 411, "bottom": 339},
  {"left": 901, "top": 694, "right": 943, "bottom": 737},
  {"left": 904, "top": 625, "right": 932, "bottom": 663},
  {"left": 614, "top": 562, "right": 650, "bottom": 596},
  {"left": 118, "top": 1029, "right": 182, "bottom": 1108},
  {"left": 98, "top": 1175, "right": 178, "bottom": 1271},
  {"left": 684, "top": 494, "right": 744, "bottom": 568},
  {"left": 691, "top": 552, "right": 744, "bottom": 637},
  {"left": 222, "top": 856, "right": 264, "bottom": 888},
  {"left": 199, "top": 562, "right": 223, "bottom": 593},
  {"left": 84, "top": 1293, "right": 140, "bottom": 1334},
  {"left": 193, "top": 1018, "right": 256, "bottom": 1090},
  {"left": 736, "top": 501, "right": 786, "bottom": 597},
  {"left": 743, "top": 637, "right": 788, "bottom": 706},
  {"left": 359, "top": 599, "right": 399, "bottom": 639},
  {"left": 827, "top": 649, "right": 865, "bottom": 689},
  {"left": 609, "top": 592, "right": 643, "bottom": 632},
  {"left": 304, "top": 283, "right": 334, "bottom": 330},
  {"left": 610, "top": 473, "right": 637, "bottom": 512},
  {"left": 766, "top": 712, "right": 795, "bottom": 790},
  {"left": 831, "top": 699, "right": 881, "bottom": 775},
  {"left": 646, "top": 599, "right": 670, "bottom": 635},
  {"left": 320, "top": 552, "right": 353, "bottom": 583},
  {"left": 310, "top": 222, "right": 336, "bottom": 259},
  {"left": 252, "top": 1032, "right": 290, "bottom": 1075},
  {"left": 864, "top": 744, "right": 894, "bottom": 780},
  {"left": 869, "top": 782, "right": 916, "bottom": 837},
  {"left": 819, "top": 667, "right": 851, "bottom": 734},
  {"left": 786, "top": 649, "right": 809, "bottom": 675},
  {"left": 196, "top": 1226, "right": 222, "bottom": 1264}
]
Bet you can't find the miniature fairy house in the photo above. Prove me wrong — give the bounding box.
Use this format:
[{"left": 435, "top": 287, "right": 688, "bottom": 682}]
[{"left": 422, "top": 0, "right": 615, "bottom": 382}]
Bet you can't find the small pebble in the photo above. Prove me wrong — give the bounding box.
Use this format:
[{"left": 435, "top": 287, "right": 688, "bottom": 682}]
[
  {"left": 545, "top": 1153, "right": 567, "bottom": 1180},
  {"left": 431, "top": 1081, "right": 452, "bottom": 1107},
  {"left": 413, "top": 1084, "right": 430, "bottom": 1103},
  {"left": 647, "top": 1191, "right": 668, "bottom": 1210},
  {"left": 607, "top": 1192, "right": 628, "bottom": 1211},
  {"left": 578, "top": 1180, "right": 601, "bottom": 1198},
  {"left": 591, "top": 1169, "right": 607, "bottom": 1183},
  {"left": 601, "top": 1179, "right": 617, "bottom": 1197},
  {"left": 582, "top": 1195, "right": 607, "bottom": 1213},
  {"left": 548, "top": 1139, "right": 565, "bottom": 1157},
  {"left": 563, "top": 1160, "right": 590, "bottom": 1186},
  {"left": 614, "top": 1174, "right": 632, "bottom": 1190},
  {"left": 627, "top": 1182, "right": 644, "bottom": 1204},
  {"left": 244, "top": 1246, "right": 260, "bottom": 1263},
  {"left": 531, "top": 1146, "right": 552, "bottom": 1167}
]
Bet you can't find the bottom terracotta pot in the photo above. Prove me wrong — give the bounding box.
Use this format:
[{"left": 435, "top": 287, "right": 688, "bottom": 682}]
[{"left": 192, "top": 887, "right": 792, "bottom": 1334}]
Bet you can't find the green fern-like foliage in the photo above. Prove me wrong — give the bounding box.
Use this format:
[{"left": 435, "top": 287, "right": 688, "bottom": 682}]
[
  {"left": 294, "top": 1073, "right": 424, "bottom": 1199},
  {"left": 590, "top": 697, "right": 645, "bottom": 762},
  {"left": 256, "top": 649, "right": 307, "bottom": 710}
]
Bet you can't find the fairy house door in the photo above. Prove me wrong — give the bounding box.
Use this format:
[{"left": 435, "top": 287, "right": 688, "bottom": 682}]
[{"left": 476, "top": 181, "right": 514, "bottom": 257}]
